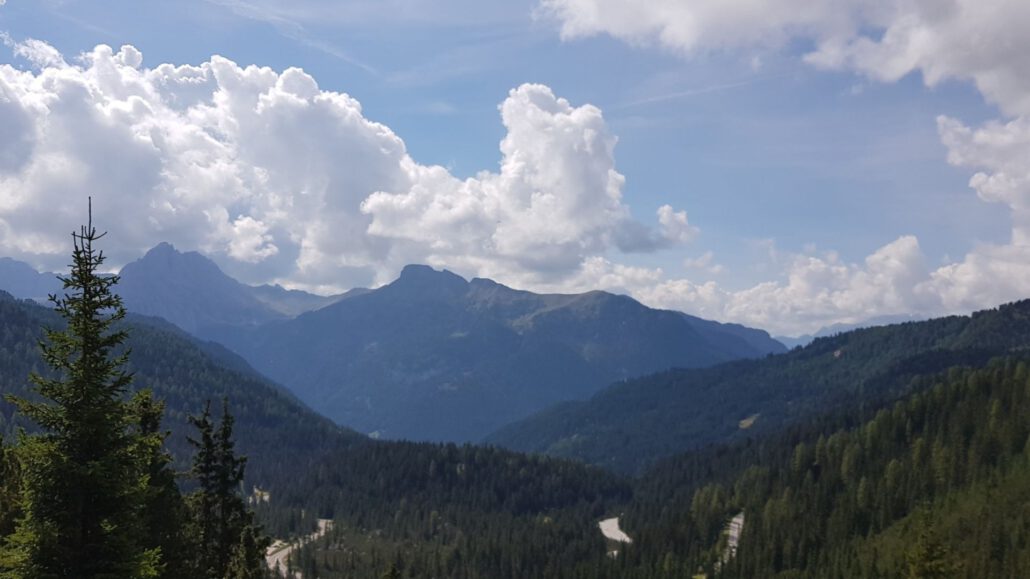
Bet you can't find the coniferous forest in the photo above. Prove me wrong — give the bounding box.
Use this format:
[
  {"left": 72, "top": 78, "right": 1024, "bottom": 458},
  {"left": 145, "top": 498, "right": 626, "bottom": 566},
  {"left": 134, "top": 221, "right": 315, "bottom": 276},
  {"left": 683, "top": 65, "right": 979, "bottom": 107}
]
[{"left": 1, "top": 216, "right": 1030, "bottom": 578}]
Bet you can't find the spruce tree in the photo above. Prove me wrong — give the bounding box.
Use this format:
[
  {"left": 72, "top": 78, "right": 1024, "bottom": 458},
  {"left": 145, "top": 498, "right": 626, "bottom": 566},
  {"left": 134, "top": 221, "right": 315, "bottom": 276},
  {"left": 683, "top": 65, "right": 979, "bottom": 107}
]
[
  {"left": 6, "top": 208, "right": 159, "bottom": 578},
  {"left": 906, "top": 514, "right": 961, "bottom": 579},
  {"left": 132, "top": 391, "right": 190, "bottom": 579},
  {"left": 187, "top": 399, "right": 269, "bottom": 578},
  {"left": 0, "top": 435, "right": 20, "bottom": 538}
]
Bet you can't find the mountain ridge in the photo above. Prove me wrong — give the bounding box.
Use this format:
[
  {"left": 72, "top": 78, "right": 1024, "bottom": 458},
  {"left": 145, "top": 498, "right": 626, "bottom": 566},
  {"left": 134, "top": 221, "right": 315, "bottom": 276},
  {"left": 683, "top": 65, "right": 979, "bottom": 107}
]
[{"left": 220, "top": 264, "right": 786, "bottom": 442}]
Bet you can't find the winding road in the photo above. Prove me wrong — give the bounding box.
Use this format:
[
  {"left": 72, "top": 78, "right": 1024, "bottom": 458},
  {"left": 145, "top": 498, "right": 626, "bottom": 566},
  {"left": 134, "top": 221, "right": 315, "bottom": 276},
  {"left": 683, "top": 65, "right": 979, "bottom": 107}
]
[{"left": 266, "top": 519, "right": 333, "bottom": 578}]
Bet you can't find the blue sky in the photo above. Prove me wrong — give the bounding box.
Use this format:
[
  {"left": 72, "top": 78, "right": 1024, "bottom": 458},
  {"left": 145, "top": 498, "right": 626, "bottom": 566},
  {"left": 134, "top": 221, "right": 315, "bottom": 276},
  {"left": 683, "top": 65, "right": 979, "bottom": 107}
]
[{"left": 0, "top": 0, "right": 1027, "bottom": 335}]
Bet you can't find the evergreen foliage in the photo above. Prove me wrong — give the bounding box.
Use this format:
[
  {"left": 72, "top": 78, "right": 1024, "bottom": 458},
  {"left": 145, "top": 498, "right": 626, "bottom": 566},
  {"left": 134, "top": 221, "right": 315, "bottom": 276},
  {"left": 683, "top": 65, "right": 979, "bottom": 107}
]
[
  {"left": 4, "top": 214, "right": 159, "bottom": 578},
  {"left": 0, "top": 214, "right": 273, "bottom": 578},
  {"left": 132, "top": 391, "right": 190, "bottom": 579},
  {"left": 615, "top": 357, "right": 1030, "bottom": 577},
  {"left": 186, "top": 400, "right": 270, "bottom": 578}
]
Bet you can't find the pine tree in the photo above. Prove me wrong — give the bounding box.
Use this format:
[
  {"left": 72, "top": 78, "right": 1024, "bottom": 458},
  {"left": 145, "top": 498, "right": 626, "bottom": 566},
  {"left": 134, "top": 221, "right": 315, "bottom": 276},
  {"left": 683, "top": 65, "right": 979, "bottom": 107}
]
[
  {"left": 187, "top": 399, "right": 270, "bottom": 578},
  {"left": 0, "top": 435, "right": 20, "bottom": 538},
  {"left": 906, "top": 514, "right": 961, "bottom": 579},
  {"left": 5, "top": 207, "right": 159, "bottom": 578},
  {"left": 132, "top": 390, "right": 190, "bottom": 579}
]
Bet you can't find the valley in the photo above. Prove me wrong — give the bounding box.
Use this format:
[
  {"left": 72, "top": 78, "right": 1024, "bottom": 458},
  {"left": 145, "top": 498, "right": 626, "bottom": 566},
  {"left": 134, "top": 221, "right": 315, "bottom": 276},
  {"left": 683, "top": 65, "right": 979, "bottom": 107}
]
[{"left": 1, "top": 249, "right": 1029, "bottom": 577}]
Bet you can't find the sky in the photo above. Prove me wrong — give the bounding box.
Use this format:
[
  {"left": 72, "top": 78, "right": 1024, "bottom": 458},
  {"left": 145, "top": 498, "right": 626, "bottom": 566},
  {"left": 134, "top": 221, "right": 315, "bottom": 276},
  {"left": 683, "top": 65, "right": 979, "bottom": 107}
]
[{"left": 0, "top": 0, "right": 1027, "bottom": 336}]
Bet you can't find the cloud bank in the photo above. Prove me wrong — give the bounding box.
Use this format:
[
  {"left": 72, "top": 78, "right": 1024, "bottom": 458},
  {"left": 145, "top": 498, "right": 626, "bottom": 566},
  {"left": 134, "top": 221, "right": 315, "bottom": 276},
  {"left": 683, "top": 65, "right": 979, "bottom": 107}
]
[{"left": 0, "top": 41, "right": 687, "bottom": 293}]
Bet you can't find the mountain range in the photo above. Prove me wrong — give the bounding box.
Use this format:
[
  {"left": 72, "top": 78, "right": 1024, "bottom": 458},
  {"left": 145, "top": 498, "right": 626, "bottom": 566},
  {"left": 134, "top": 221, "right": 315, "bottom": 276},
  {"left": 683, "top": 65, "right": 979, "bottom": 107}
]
[
  {"left": 0, "top": 245, "right": 785, "bottom": 442},
  {"left": 217, "top": 263, "right": 785, "bottom": 441}
]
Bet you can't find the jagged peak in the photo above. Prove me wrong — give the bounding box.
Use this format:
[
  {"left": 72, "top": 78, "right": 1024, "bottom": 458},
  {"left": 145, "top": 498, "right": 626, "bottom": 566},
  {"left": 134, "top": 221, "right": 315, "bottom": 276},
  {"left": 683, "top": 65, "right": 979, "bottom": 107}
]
[
  {"left": 396, "top": 264, "right": 466, "bottom": 285},
  {"left": 145, "top": 241, "right": 178, "bottom": 255}
]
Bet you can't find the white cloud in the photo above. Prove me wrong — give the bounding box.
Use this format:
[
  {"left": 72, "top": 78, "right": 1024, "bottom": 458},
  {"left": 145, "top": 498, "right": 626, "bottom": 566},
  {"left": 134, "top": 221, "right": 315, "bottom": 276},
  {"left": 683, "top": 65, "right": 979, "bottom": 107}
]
[
  {"left": 683, "top": 251, "right": 723, "bottom": 275},
  {"left": 362, "top": 83, "right": 665, "bottom": 285},
  {"left": 938, "top": 115, "right": 1030, "bottom": 243},
  {"left": 0, "top": 41, "right": 682, "bottom": 291},
  {"left": 657, "top": 204, "right": 698, "bottom": 244},
  {"left": 592, "top": 236, "right": 934, "bottom": 336}
]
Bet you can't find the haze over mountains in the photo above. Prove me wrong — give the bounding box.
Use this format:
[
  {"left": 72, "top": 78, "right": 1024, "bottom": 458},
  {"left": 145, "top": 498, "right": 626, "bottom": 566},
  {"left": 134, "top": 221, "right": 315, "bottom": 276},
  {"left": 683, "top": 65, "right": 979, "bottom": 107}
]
[{"left": 1, "top": 244, "right": 785, "bottom": 442}]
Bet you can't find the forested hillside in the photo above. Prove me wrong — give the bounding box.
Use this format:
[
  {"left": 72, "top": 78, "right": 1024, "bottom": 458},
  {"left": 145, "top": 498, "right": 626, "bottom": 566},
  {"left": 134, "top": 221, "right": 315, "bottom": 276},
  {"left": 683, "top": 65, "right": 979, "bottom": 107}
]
[
  {"left": 277, "top": 443, "right": 631, "bottom": 578},
  {"left": 612, "top": 357, "right": 1030, "bottom": 578},
  {"left": 0, "top": 288, "right": 637, "bottom": 577},
  {"left": 489, "top": 300, "right": 1030, "bottom": 473},
  {"left": 0, "top": 290, "right": 354, "bottom": 524}
]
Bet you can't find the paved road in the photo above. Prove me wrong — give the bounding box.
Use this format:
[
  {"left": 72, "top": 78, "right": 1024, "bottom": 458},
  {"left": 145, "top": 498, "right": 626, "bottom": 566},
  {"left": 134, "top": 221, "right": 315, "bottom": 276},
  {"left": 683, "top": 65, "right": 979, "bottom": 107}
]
[{"left": 266, "top": 519, "right": 333, "bottom": 577}]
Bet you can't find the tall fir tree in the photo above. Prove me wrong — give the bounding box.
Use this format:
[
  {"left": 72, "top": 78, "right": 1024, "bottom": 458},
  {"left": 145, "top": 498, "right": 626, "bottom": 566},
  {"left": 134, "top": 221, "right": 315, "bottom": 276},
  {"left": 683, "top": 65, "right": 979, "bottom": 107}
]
[
  {"left": 132, "top": 391, "right": 190, "bottom": 579},
  {"left": 4, "top": 207, "right": 159, "bottom": 578},
  {"left": 187, "top": 399, "right": 270, "bottom": 579}
]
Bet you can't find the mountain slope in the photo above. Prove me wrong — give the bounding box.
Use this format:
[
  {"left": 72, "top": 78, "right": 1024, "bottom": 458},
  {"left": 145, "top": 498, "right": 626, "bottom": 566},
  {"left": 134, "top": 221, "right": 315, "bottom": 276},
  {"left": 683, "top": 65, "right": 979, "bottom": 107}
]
[
  {"left": 117, "top": 243, "right": 343, "bottom": 336},
  {"left": 487, "top": 300, "right": 1030, "bottom": 473},
  {"left": 619, "top": 356, "right": 1030, "bottom": 577},
  {"left": 223, "top": 264, "right": 785, "bottom": 442}
]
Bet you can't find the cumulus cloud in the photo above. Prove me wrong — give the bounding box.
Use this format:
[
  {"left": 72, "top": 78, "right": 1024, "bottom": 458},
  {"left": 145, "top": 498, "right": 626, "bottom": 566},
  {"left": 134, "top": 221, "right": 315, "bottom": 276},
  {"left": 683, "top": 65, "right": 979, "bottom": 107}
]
[
  {"left": 657, "top": 204, "right": 698, "bottom": 244},
  {"left": 362, "top": 84, "right": 685, "bottom": 285},
  {"left": 0, "top": 40, "right": 684, "bottom": 291}
]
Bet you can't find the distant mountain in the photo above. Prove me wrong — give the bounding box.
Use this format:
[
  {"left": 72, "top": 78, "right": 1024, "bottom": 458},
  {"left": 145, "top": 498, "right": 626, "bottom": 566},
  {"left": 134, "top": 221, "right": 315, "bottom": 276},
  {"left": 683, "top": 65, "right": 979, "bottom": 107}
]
[
  {"left": 221, "top": 264, "right": 785, "bottom": 442},
  {"left": 250, "top": 283, "right": 369, "bottom": 317},
  {"left": 117, "top": 243, "right": 345, "bottom": 336},
  {"left": 0, "top": 257, "right": 61, "bottom": 301},
  {"left": 486, "top": 300, "right": 1030, "bottom": 473},
  {"left": 775, "top": 313, "right": 925, "bottom": 348}
]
